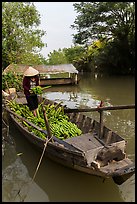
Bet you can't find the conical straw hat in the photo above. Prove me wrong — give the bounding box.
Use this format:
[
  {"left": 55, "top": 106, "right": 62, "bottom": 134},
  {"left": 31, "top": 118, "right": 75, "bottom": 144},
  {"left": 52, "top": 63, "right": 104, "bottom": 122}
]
[{"left": 24, "top": 66, "right": 39, "bottom": 76}]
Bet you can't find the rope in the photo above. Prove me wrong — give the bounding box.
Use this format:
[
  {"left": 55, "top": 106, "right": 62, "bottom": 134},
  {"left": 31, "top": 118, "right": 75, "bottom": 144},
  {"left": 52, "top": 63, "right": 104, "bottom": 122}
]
[
  {"left": 2, "top": 117, "right": 11, "bottom": 144},
  {"left": 16, "top": 136, "right": 53, "bottom": 202},
  {"left": 32, "top": 137, "right": 52, "bottom": 181},
  {"left": 2, "top": 118, "right": 9, "bottom": 128}
]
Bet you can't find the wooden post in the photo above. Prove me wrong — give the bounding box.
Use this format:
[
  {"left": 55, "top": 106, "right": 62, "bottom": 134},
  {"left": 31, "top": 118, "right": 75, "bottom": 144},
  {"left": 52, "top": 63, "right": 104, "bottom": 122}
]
[
  {"left": 64, "top": 104, "right": 135, "bottom": 113},
  {"left": 42, "top": 106, "right": 53, "bottom": 141},
  {"left": 75, "top": 74, "right": 78, "bottom": 84},
  {"left": 98, "top": 101, "right": 104, "bottom": 139},
  {"left": 5, "top": 81, "right": 10, "bottom": 95},
  {"left": 99, "top": 110, "right": 103, "bottom": 139}
]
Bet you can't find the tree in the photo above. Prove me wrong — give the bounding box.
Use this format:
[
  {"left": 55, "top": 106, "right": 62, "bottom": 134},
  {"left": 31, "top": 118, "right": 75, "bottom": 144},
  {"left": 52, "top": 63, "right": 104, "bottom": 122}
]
[
  {"left": 71, "top": 2, "right": 135, "bottom": 75},
  {"left": 46, "top": 49, "right": 68, "bottom": 65},
  {"left": 63, "top": 46, "right": 87, "bottom": 71},
  {"left": 45, "top": 46, "right": 87, "bottom": 72},
  {"left": 71, "top": 2, "right": 135, "bottom": 44},
  {"left": 2, "top": 2, "right": 46, "bottom": 69},
  {"left": 63, "top": 46, "right": 85, "bottom": 63}
]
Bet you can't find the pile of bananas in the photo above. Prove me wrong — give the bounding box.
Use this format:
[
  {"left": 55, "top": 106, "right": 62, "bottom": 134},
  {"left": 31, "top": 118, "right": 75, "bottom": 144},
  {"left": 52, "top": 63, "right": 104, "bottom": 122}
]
[
  {"left": 31, "top": 85, "right": 51, "bottom": 94},
  {"left": 6, "top": 99, "right": 82, "bottom": 140}
]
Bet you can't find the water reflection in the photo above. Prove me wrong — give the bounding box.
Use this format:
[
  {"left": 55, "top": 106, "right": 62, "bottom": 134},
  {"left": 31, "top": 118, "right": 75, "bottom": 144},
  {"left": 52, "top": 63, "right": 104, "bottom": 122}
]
[
  {"left": 2, "top": 141, "right": 49, "bottom": 202},
  {"left": 118, "top": 174, "right": 135, "bottom": 202}
]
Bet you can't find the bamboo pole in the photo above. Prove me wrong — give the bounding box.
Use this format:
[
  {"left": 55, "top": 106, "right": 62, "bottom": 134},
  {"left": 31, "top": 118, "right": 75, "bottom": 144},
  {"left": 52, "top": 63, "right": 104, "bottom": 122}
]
[
  {"left": 64, "top": 103, "right": 135, "bottom": 139},
  {"left": 5, "top": 107, "right": 48, "bottom": 135},
  {"left": 64, "top": 104, "right": 135, "bottom": 113},
  {"left": 99, "top": 109, "right": 103, "bottom": 139},
  {"left": 42, "top": 106, "right": 53, "bottom": 141},
  {"left": 5, "top": 106, "right": 54, "bottom": 143},
  {"left": 98, "top": 101, "right": 104, "bottom": 139},
  {"left": 5, "top": 81, "right": 10, "bottom": 95}
]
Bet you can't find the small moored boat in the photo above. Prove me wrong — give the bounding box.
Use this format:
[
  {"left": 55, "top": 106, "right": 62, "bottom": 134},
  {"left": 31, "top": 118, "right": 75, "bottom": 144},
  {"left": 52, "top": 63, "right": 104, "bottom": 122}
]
[{"left": 4, "top": 97, "right": 135, "bottom": 185}]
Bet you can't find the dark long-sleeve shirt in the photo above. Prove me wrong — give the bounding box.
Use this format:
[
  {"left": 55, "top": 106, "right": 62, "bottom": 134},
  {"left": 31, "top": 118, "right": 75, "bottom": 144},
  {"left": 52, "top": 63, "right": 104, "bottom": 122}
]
[{"left": 23, "top": 76, "right": 39, "bottom": 96}]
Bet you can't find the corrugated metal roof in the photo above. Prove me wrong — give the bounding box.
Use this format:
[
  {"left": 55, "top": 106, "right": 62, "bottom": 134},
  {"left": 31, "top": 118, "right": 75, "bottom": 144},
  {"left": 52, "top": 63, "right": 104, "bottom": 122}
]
[{"left": 3, "top": 64, "right": 78, "bottom": 75}]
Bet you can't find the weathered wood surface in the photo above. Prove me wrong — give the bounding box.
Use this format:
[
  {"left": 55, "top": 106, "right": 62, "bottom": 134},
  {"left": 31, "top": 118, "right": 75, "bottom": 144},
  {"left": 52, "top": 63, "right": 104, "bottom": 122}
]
[
  {"left": 64, "top": 104, "right": 135, "bottom": 113},
  {"left": 65, "top": 132, "right": 105, "bottom": 165},
  {"left": 15, "top": 97, "right": 27, "bottom": 104},
  {"left": 4, "top": 97, "right": 135, "bottom": 185},
  {"left": 42, "top": 106, "right": 52, "bottom": 139},
  {"left": 100, "top": 158, "right": 133, "bottom": 174},
  {"left": 65, "top": 104, "right": 135, "bottom": 139},
  {"left": 65, "top": 132, "right": 103, "bottom": 152},
  {"left": 40, "top": 77, "right": 78, "bottom": 86}
]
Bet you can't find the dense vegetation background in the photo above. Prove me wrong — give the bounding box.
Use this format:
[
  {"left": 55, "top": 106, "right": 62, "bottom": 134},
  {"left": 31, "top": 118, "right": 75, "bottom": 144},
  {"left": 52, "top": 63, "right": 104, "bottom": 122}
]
[{"left": 2, "top": 2, "right": 135, "bottom": 75}]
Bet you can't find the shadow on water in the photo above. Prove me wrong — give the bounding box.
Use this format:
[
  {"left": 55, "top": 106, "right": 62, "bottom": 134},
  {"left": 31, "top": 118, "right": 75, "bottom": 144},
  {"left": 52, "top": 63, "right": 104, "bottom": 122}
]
[{"left": 2, "top": 129, "right": 49, "bottom": 202}]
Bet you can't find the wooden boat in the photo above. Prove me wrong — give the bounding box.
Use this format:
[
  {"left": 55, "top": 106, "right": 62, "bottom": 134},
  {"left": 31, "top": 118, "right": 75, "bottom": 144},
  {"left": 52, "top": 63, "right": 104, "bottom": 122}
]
[{"left": 5, "top": 97, "right": 135, "bottom": 185}]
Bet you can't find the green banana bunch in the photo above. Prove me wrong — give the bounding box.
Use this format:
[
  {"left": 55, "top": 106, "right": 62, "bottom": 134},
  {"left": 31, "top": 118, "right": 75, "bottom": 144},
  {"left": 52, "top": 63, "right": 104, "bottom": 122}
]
[
  {"left": 6, "top": 100, "right": 82, "bottom": 140},
  {"left": 31, "top": 85, "right": 51, "bottom": 94}
]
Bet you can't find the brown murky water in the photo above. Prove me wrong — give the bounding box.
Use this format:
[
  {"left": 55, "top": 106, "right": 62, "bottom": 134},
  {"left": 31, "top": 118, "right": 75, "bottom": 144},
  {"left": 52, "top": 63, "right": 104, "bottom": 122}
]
[{"left": 2, "top": 73, "right": 135, "bottom": 202}]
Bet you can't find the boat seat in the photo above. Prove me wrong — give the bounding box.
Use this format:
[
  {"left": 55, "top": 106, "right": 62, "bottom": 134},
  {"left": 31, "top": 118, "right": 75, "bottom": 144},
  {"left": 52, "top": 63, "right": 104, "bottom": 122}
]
[
  {"left": 65, "top": 132, "right": 104, "bottom": 152},
  {"left": 15, "top": 97, "right": 27, "bottom": 104},
  {"left": 65, "top": 133, "right": 104, "bottom": 165}
]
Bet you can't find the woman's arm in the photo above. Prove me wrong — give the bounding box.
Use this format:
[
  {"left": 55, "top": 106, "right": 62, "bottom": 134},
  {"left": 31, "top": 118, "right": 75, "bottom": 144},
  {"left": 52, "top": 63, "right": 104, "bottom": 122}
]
[
  {"left": 23, "top": 77, "right": 30, "bottom": 95},
  {"left": 36, "top": 75, "right": 39, "bottom": 86}
]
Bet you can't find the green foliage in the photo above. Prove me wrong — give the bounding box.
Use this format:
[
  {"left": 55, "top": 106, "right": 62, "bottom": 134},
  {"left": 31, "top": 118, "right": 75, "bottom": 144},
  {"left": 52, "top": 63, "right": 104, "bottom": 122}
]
[
  {"left": 16, "top": 52, "right": 47, "bottom": 66},
  {"left": 95, "top": 38, "right": 135, "bottom": 75},
  {"left": 2, "top": 71, "right": 23, "bottom": 91},
  {"left": 2, "top": 2, "right": 46, "bottom": 69},
  {"left": 71, "top": 2, "right": 135, "bottom": 75},
  {"left": 72, "top": 2, "right": 135, "bottom": 44},
  {"left": 45, "top": 46, "right": 87, "bottom": 72},
  {"left": 63, "top": 46, "right": 85, "bottom": 63},
  {"left": 45, "top": 49, "right": 68, "bottom": 65},
  {"left": 63, "top": 46, "right": 87, "bottom": 71}
]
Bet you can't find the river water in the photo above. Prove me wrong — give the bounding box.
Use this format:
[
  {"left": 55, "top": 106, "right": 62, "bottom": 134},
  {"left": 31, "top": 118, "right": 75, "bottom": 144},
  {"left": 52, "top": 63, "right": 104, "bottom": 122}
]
[{"left": 2, "top": 73, "right": 135, "bottom": 202}]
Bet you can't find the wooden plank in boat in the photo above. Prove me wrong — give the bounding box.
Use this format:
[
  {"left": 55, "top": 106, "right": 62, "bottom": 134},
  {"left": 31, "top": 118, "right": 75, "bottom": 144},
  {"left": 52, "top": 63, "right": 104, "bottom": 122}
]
[
  {"left": 65, "top": 132, "right": 103, "bottom": 152},
  {"left": 15, "top": 97, "right": 27, "bottom": 104},
  {"left": 100, "top": 158, "right": 133, "bottom": 174}
]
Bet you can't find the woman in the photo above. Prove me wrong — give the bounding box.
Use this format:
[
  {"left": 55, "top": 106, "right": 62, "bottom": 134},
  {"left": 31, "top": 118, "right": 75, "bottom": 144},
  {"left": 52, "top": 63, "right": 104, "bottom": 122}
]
[{"left": 23, "top": 66, "right": 40, "bottom": 117}]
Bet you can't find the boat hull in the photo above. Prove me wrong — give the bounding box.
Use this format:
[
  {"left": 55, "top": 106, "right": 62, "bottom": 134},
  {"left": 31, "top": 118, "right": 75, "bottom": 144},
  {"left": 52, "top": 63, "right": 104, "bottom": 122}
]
[
  {"left": 5, "top": 96, "right": 134, "bottom": 185},
  {"left": 9, "top": 112, "right": 135, "bottom": 185}
]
